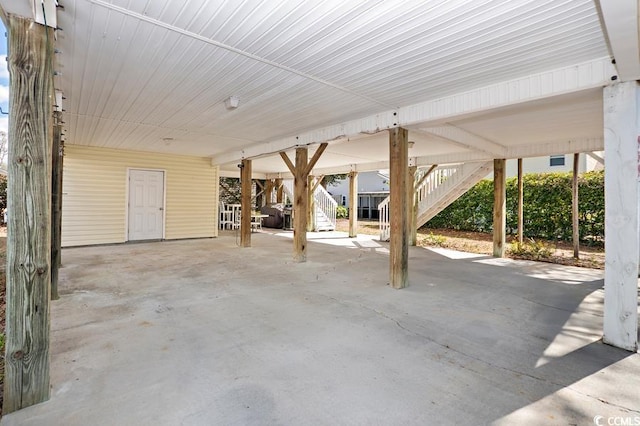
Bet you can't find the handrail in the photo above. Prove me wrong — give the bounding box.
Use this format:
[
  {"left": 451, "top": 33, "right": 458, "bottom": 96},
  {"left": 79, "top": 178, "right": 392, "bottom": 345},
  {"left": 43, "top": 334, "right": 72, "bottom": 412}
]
[{"left": 314, "top": 183, "right": 337, "bottom": 230}]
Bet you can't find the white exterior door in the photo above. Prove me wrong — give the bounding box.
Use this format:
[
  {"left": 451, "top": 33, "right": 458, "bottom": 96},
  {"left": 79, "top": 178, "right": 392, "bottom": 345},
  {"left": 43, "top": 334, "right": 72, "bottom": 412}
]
[{"left": 128, "top": 169, "right": 165, "bottom": 241}]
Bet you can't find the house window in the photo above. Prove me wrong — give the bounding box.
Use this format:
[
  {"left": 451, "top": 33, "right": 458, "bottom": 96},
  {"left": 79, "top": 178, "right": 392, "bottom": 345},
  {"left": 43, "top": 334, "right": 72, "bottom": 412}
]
[{"left": 549, "top": 155, "right": 565, "bottom": 167}]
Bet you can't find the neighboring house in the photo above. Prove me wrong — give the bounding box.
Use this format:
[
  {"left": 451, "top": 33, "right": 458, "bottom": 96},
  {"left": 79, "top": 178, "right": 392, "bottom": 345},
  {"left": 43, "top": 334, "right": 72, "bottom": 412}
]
[
  {"left": 61, "top": 145, "right": 218, "bottom": 247},
  {"left": 329, "top": 153, "right": 604, "bottom": 218}
]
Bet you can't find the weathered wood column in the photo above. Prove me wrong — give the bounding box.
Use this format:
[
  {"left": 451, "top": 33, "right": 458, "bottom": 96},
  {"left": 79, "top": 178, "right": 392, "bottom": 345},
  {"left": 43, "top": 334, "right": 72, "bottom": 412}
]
[
  {"left": 492, "top": 159, "right": 506, "bottom": 257},
  {"left": 389, "top": 128, "right": 409, "bottom": 289},
  {"left": 280, "top": 143, "right": 327, "bottom": 262},
  {"left": 407, "top": 165, "right": 417, "bottom": 246},
  {"left": 517, "top": 158, "right": 524, "bottom": 244},
  {"left": 275, "top": 178, "right": 284, "bottom": 203},
  {"left": 4, "top": 15, "right": 55, "bottom": 413},
  {"left": 348, "top": 171, "right": 358, "bottom": 238},
  {"left": 603, "top": 81, "right": 639, "bottom": 351},
  {"left": 240, "top": 159, "right": 252, "bottom": 247},
  {"left": 51, "top": 111, "right": 63, "bottom": 300},
  {"left": 572, "top": 153, "right": 580, "bottom": 259},
  {"left": 264, "top": 179, "right": 274, "bottom": 205}
]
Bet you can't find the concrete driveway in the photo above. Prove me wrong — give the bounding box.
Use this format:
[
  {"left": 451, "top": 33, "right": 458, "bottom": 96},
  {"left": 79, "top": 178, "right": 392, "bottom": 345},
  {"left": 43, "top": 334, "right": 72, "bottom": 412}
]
[{"left": 2, "top": 231, "right": 639, "bottom": 425}]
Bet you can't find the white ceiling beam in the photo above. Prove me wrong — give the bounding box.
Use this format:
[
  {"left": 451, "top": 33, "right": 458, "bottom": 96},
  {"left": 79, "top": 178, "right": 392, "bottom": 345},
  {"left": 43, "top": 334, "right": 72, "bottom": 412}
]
[
  {"left": 587, "top": 151, "right": 605, "bottom": 165},
  {"left": 264, "top": 137, "right": 605, "bottom": 178},
  {"left": 211, "top": 111, "right": 397, "bottom": 166},
  {"left": 598, "top": 0, "right": 640, "bottom": 81},
  {"left": 399, "top": 57, "right": 616, "bottom": 127},
  {"left": 212, "top": 57, "right": 613, "bottom": 167},
  {"left": 417, "top": 125, "right": 507, "bottom": 157}
]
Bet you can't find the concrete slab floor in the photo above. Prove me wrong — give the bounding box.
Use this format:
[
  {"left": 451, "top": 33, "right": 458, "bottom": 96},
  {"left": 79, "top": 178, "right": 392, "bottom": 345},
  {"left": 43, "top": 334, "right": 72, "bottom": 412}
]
[{"left": 2, "top": 231, "right": 639, "bottom": 425}]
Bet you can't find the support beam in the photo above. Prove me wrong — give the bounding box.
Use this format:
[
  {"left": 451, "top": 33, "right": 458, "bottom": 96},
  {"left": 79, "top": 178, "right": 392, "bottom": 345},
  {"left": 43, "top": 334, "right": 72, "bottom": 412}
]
[
  {"left": 407, "top": 166, "right": 417, "bottom": 246},
  {"left": 348, "top": 172, "right": 358, "bottom": 238},
  {"left": 419, "top": 125, "right": 507, "bottom": 157},
  {"left": 240, "top": 159, "right": 252, "bottom": 247},
  {"left": 4, "top": 15, "right": 54, "bottom": 413},
  {"left": 517, "top": 158, "right": 524, "bottom": 244},
  {"left": 598, "top": 0, "right": 640, "bottom": 80},
  {"left": 264, "top": 179, "right": 274, "bottom": 205},
  {"left": 603, "top": 81, "right": 639, "bottom": 351},
  {"left": 389, "top": 128, "right": 409, "bottom": 289},
  {"left": 587, "top": 151, "right": 605, "bottom": 165},
  {"left": 275, "top": 178, "right": 283, "bottom": 203},
  {"left": 572, "top": 153, "right": 580, "bottom": 259},
  {"left": 492, "top": 159, "right": 506, "bottom": 257},
  {"left": 51, "top": 112, "right": 63, "bottom": 300},
  {"left": 293, "top": 148, "right": 309, "bottom": 262}
]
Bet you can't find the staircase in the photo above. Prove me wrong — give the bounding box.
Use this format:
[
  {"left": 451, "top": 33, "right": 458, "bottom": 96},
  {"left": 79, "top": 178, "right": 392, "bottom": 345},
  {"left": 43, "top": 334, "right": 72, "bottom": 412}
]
[
  {"left": 282, "top": 179, "right": 337, "bottom": 231},
  {"left": 379, "top": 161, "right": 493, "bottom": 241}
]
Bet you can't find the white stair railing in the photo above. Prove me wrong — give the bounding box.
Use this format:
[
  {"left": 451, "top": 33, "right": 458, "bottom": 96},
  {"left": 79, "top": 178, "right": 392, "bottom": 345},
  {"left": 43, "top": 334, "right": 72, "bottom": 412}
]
[
  {"left": 415, "top": 165, "right": 461, "bottom": 207},
  {"left": 281, "top": 179, "right": 336, "bottom": 231},
  {"left": 282, "top": 180, "right": 293, "bottom": 204},
  {"left": 378, "top": 197, "right": 390, "bottom": 241},
  {"left": 378, "top": 164, "right": 462, "bottom": 241},
  {"left": 314, "top": 183, "right": 337, "bottom": 230}
]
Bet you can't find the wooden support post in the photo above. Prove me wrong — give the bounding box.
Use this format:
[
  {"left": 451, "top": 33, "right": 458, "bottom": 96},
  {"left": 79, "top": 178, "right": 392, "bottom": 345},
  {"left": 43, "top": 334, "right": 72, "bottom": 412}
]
[
  {"left": 275, "top": 178, "right": 283, "bottom": 203},
  {"left": 307, "top": 175, "right": 315, "bottom": 232},
  {"left": 389, "top": 128, "right": 409, "bottom": 289},
  {"left": 603, "top": 81, "right": 638, "bottom": 351},
  {"left": 348, "top": 171, "right": 358, "bottom": 238},
  {"left": 264, "top": 179, "right": 274, "bottom": 205},
  {"left": 254, "top": 179, "right": 265, "bottom": 207},
  {"left": 517, "top": 158, "right": 524, "bottom": 244},
  {"left": 51, "top": 112, "right": 63, "bottom": 300},
  {"left": 240, "top": 159, "right": 252, "bottom": 247},
  {"left": 4, "top": 15, "right": 54, "bottom": 413},
  {"left": 407, "top": 166, "right": 417, "bottom": 246},
  {"left": 280, "top": 143, "right": 328, "bottom": 262},
  {"left": 493, "top": 159, "right": 506, "bottom": 257},
  {"left": 293, "top": 149, "right": 309, "bottom": 261},
  {"left": 572, "top": 153, "right": 580, "bottom": 259}
]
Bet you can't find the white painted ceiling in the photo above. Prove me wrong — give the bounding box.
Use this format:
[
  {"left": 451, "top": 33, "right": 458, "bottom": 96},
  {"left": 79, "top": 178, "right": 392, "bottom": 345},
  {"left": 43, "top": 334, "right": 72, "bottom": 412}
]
[{"left": 0, "top": 0, "right": 626, "bottom": 174}]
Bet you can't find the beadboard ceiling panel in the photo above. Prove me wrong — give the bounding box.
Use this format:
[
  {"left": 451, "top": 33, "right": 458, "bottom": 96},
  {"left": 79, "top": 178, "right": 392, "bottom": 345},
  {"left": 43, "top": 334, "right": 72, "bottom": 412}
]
[{"left": 1, "top": 0, "right": 620, "bottom": 172}]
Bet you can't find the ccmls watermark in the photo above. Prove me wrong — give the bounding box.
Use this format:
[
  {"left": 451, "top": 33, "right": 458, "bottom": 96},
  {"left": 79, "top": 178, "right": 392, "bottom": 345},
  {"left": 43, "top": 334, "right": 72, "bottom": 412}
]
[{"left": 594, "top": 415, "right": 640, "bottom": 426}]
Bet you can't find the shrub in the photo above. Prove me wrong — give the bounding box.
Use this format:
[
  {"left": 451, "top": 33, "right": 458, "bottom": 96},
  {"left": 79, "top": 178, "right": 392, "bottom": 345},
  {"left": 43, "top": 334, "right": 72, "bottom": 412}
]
[
  {"left": 336, "top": 205, "right": 348, "bottom": 219},
  {"left": 508, "top": 239, "right": 553, "bottom": 260},
  {"left": 425, "top": 171, "right": 604, "bottom": 244}
]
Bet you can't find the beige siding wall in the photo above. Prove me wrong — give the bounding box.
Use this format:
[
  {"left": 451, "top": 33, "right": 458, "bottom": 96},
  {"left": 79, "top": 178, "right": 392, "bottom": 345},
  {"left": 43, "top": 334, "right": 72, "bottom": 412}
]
[{"left": 62, "top": 145, "right": 218, "bottom": 247}]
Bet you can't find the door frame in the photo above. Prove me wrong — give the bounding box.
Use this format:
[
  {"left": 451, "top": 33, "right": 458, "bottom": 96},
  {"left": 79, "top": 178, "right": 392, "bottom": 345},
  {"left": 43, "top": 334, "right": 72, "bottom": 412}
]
[{"left": 125, "top": 168, "right": 167, "bottom": 241}]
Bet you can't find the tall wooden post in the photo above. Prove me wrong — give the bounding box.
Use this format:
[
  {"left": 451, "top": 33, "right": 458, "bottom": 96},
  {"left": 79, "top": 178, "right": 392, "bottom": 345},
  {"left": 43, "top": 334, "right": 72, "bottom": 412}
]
[
  {"left": 264, "top": 179, "right": 274, "bottom": 205},
  {"left": 280, "top": 143, "right": 328, "bottom": 262},
  {"left": 407, "top": 166, "right": 417, "bottom": 246},
  {"left": 51, "top": 111, "right": 63, "bottom": 300},
  {"left": 389, "top": 128, "right": 409, "bottom": 289},
  {"left": 603, "top": 81, "right": 639, "bottom": 351},
  {"left": 572, "top": 153, "right": 580, "bottom": 259},
  {"left": 348, "top": 171, "right": 358, "bottom": 238},
  {"left": 4, "top": 15, "right": 55, "bottom": 413},
  {"left": 517, "top": 158, "right": 524, "bottom": 244},
  {"left": 493, "top": 159, "right": 506, "bottom": 257},
  {"left": 275, "top": 178, "right": 284, "bottom": 203},
  {"left": 240, "top": 159, "right": 252, "bottom": 247},
  {"left": 307, "top": 175, "right": 315, "bottom": 232}
]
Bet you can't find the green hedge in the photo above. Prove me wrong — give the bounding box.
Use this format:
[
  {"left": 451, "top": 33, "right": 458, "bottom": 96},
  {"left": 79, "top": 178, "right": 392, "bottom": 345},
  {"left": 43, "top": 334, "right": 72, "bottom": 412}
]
[{"left": 424, "top": 171, "right": 604, "bottom": 244}]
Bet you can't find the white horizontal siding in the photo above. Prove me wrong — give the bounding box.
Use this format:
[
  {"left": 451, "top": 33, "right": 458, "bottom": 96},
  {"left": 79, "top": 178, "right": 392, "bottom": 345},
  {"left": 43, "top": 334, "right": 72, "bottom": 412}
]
[{"left": 62, "top": 145, "right": 218, "bottom": 247}]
